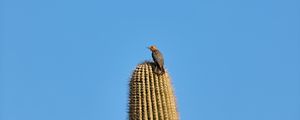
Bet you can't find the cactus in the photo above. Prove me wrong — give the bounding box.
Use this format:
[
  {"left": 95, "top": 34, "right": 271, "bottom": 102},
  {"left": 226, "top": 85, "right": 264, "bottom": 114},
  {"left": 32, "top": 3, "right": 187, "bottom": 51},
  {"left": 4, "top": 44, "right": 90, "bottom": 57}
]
[{"left": 129, "top": 61, "right": 179, "bottom": 120}]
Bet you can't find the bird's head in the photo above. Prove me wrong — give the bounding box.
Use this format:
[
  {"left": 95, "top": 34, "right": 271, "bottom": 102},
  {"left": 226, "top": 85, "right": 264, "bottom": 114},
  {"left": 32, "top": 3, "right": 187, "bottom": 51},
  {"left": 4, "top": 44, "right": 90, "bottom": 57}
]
[{"left": 148, "top": 45, "right": 157, "bottom": 52}]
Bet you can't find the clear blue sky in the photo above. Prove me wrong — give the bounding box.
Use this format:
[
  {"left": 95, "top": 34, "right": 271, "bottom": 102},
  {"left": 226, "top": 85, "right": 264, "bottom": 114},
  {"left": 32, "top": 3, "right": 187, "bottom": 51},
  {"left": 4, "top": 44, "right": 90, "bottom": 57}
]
[{"left": 1, "top": 0, "right": 299, "bottom": 120}]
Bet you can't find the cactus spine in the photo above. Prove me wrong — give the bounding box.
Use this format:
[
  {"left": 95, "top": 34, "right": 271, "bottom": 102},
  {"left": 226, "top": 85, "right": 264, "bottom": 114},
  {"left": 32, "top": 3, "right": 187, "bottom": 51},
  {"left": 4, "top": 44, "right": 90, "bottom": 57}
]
[{"left": 129, "top": 62, "right": 178, "bottom": 120}]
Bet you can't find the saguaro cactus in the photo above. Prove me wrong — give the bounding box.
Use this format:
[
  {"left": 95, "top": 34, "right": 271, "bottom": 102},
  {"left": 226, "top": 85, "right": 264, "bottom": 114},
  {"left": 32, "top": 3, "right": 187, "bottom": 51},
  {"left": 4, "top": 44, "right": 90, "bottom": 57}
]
[{"left": 129, "top": 61, "right": 179, "bottom": 120}]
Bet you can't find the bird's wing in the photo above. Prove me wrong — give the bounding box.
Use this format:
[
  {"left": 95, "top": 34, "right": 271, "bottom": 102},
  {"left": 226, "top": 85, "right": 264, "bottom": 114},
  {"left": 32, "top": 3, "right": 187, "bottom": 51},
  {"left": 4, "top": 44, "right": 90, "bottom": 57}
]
[{"left": 152, "top": 51, "right": 164, "bottom": 67}]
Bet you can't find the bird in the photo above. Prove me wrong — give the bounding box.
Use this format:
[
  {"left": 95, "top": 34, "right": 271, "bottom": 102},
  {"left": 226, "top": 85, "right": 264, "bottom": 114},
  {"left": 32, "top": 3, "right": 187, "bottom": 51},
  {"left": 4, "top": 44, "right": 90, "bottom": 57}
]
[{"left": 148, "top": 45, "right": 165, "bottom": 75}]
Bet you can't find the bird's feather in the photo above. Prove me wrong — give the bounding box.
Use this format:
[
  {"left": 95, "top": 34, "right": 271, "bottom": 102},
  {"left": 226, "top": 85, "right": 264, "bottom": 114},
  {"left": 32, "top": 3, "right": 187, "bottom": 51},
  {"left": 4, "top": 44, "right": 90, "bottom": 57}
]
[{"left": 152, "top": 50, "right": 164, "bottom": 70}]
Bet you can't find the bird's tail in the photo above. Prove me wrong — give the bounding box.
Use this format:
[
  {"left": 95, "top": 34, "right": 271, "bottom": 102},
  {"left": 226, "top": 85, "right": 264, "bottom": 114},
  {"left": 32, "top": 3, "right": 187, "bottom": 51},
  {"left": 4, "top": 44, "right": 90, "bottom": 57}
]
[{"left": 159, "top": 66, "right": 165, "bottom": 75}]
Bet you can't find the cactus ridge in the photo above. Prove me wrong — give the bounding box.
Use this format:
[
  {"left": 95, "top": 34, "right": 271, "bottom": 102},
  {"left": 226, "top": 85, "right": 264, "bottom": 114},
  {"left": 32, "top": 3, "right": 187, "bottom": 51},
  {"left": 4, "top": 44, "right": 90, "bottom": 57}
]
[{"left": 129, "top": 61, "right": 179, "bottom": 120}]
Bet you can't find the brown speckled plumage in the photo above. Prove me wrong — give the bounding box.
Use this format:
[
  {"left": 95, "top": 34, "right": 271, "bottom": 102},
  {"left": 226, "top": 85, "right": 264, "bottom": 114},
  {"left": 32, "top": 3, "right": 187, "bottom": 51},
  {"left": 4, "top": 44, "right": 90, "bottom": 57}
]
[{"left": 148, "top": 45, "right": 165, "bottom": 75}]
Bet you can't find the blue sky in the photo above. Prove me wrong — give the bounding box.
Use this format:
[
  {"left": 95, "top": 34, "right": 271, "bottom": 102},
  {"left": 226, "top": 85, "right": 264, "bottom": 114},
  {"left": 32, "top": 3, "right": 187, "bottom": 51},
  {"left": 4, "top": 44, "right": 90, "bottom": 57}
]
[{"left": 1, "top": 0, "right": 299, "bottom": 120}]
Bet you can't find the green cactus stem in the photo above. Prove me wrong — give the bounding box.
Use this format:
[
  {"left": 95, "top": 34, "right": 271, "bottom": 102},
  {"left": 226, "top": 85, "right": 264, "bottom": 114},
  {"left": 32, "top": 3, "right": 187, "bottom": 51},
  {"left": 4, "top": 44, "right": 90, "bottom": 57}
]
[{"left": 129, "top": 61, "right": 179, "bottom": 120}]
